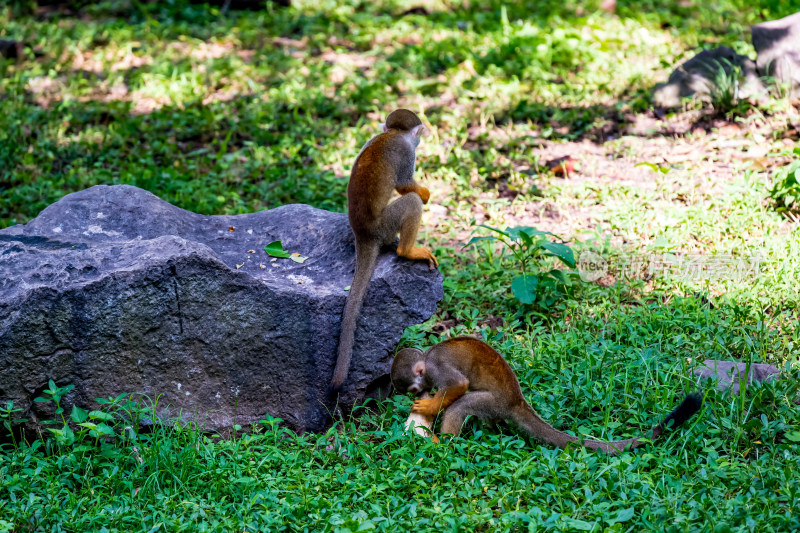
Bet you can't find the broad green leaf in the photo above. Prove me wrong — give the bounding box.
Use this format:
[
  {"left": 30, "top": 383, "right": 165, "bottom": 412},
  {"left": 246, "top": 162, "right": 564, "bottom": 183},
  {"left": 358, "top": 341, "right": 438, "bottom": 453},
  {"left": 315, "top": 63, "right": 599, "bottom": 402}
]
[
  {"left": 95, "top": 423, "right": 115, "bottom": 436},
  {"left": 548, "top": 268, "right": 570, "bottom": 284},
  {"left": 62, "top": 425, "right": 75, "bottom": 444},
  {"left": 636, "top": 161, "right": 669, "bottom": 174},
  {"left": 511, "top": 274, "right": 538, "bottom": 304},
  {"left": 652, "top": 236, "right": 674, "bottom": 250},
  {"left": 477, "top": 224, "right": 509, "bottom": 237},
  {"left": 561, "top": 517, "right": 595, "bottom": 531},
  {"left": 540, "top": 242, "right": 576, "bottom": 267},
  {"left": 89, "top": 410, "right": 115, "bottom": 421},
  {"left": 506, "top": 226, "right": 549, "bottom": 241},
  {"left": 463, "top": 235, "right": 497, "bottom": 247},
  {"left": 518, "top": 229, "right": 534, "bottom": 247},
  {"left": 70, "top": 405, "right": 88, "bottom": 423},
  {"left": 785, "top": 430, "right": 800, "bottom": 442},
  {"left": 608, "top": 507, "right": 635, "bottom": 525},
  {"left": 264, "top": 240, "right": 290, "bottom": 258}
]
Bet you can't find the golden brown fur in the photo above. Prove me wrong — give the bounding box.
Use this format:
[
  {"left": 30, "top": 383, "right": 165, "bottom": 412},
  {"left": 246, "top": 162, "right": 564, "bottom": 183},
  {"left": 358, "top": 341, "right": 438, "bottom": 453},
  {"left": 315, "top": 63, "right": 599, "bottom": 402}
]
[
  {"left": 330, "top": 109, "right": 438, "bottom": 392},
  {"left": 391, "top": 336, "right": 702, "bottom": 454}
]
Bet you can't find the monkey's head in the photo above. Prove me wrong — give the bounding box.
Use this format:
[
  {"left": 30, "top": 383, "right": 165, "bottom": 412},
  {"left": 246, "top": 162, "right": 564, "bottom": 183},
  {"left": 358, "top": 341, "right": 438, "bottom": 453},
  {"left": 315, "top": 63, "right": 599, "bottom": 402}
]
[
  {"left": 391, "top": 347, "right": 428, "bottom": 395},
  {"left": 383, "top": 109, "right": 425, "bottom": 146}
]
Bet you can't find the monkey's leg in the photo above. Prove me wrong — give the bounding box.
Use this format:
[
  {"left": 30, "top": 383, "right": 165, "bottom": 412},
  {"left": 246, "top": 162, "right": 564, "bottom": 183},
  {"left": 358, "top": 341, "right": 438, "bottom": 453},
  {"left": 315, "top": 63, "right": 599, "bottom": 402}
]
[
  {"left": 411, "top": 382, "right": 468, "bottom": 416},
  {"left": 439, "top": 392, "right": 499, "bottom": 437},
  {"left": 380, "top": 193, "right": 438, "bottom": 269}
]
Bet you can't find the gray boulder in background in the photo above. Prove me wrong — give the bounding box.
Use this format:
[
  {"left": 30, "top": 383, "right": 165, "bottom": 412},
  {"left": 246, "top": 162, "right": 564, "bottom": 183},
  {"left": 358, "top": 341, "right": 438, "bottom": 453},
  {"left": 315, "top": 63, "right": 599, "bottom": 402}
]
[
  {"left": 0, "top": 185, "right": 443, "bottom": 433},
  {"left": 693, "top": 360, "right": 781, "bottom": 395},
  {"left": 752, "top": 11, "right": 800, "bottom": 95},
  {"left": 652, "top": 46, "right": 765, "bottom": 108}
]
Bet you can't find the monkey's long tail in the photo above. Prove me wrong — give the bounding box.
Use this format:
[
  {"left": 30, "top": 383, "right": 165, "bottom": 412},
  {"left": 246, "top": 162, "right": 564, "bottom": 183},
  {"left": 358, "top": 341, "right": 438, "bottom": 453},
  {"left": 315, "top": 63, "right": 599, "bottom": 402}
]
[
  {"left": 330, "top": 240, "right": 380, "bottom": 393},
  {"left": 512, "top": 393, "right": 703, "bottom": 455}
]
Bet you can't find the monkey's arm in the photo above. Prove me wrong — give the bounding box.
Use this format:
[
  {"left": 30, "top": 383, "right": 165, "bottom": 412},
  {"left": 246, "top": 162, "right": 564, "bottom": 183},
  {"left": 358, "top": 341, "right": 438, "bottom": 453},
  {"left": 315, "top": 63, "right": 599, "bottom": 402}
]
[
  {"left": 411, "top": 383, "right": 468, "bottom": 416},
  {"left": 396, "top": 183, "right": 430, "bottom": 204}
]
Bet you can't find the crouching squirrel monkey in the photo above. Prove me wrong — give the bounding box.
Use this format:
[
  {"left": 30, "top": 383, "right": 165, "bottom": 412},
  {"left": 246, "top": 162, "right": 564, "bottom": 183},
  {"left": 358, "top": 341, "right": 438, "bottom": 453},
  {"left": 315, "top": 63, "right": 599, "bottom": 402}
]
[
  {"left": 391, "top": 337, "right": 702, "bottom": 454},
  {"left": 330, "top": 109, "right": 438, "bottom": 392}
]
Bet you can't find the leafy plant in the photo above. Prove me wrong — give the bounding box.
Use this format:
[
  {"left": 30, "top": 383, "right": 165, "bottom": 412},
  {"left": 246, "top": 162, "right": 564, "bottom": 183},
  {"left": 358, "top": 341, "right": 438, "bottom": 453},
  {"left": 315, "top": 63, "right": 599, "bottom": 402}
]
[
  {"left": 709, "top": 59, "right": 743, "bottom": 114},
  {"left": 0, "top": 400, "right": 27, "bottom": 450},
  {"left": 769, "top": 148, "right": 800, "bottom": 218},
  {"left": 465, "top": 225, "right": 577, "bottom": 310}
]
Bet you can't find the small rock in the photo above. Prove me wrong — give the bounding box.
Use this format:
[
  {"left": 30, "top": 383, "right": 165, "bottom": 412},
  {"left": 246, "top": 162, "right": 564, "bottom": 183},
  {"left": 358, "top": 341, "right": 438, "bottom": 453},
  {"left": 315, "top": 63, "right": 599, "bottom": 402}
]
[
  {"left": 653, "top": 47, "right": 766, "bottom": 108},
  {"left": 0, "top": 40, "right": 23, "bottom": 60},
  {"left": 752, "top": 12, "right": 800, "bottom": 95},
  {"left": 693, "top": 360, "right": 780, "bottom": 395}
]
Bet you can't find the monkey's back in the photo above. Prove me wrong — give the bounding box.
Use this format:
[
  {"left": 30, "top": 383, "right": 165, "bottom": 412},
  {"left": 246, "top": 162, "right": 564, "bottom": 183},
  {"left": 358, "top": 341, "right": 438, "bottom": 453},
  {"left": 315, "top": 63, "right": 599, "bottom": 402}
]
[
  {"left": 347, "top": 131, "right": 412, "bottom": 236},
  {"left": 428, "top": 337, "right": 526, "bottom": 403}
]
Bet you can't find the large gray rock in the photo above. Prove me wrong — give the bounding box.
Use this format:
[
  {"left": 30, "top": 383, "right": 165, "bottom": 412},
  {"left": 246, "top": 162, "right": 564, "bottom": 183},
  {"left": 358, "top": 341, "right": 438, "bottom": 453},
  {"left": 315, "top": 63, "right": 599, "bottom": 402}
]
[
  {"left": 752, "top": 12, "right": 800, "bottom": 95},
  {"left": 653, "top": 47, "right": 765, "bottom": 108},
  {"left": 693, "top": 360, "right": 780, "bottom": 395},
  {"left": 0, "top": 185, "right": 443, "bottom": 433}
]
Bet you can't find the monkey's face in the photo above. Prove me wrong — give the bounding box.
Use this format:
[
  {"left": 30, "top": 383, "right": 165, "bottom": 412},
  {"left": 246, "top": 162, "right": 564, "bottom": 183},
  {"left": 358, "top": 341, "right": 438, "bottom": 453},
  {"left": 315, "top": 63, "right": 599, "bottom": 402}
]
[{"left": 391, "top": 348, "right": 428, "bottom": 395}]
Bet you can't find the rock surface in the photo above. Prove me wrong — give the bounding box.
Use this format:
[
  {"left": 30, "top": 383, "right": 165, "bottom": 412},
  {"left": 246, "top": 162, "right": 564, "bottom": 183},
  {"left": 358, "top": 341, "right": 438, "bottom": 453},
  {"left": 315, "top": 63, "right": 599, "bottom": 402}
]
[
  {"left": 652, "top": 47, "right": 765, "bottom": 108},
  {"left": 0, "top": 39, "right": 24, "bottom": 60},
  {"left": 0, "top": 185, "right": 443, "bottom": 432},
  {"left": 752, "top": 11, "right": 800, "bottom": 95},
  {"left": 693, "top": 360, "right": 781, "bottom": 395}
]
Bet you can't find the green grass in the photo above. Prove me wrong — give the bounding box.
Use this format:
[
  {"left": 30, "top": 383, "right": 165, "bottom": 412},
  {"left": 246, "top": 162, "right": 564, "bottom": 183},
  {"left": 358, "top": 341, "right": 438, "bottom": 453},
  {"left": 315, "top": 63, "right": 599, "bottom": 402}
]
[{"left": 2, "top": 0, "right": 800, "bottom": 531}]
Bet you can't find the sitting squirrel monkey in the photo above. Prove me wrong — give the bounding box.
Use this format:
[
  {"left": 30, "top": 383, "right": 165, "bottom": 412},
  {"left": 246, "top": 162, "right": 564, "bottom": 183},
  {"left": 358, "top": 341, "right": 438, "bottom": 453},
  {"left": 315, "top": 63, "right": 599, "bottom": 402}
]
[
  {"left": 330, "top": 109, "right": 438, "bottom": 392},
  {"left": 391, "top": 336, "right": 702, "bottom": 454}
]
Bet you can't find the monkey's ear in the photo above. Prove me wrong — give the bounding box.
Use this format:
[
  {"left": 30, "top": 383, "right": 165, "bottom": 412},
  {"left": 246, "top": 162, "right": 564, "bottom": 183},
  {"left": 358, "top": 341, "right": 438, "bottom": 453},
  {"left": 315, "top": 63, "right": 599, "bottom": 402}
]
[
  {"left": 412, "top": 361, "right": 426, "bottom": 376},
  {"left": 411, "top": 124, "right": 425, "bottom": 137},
  {"left": 382, "top": 123, "right": 388, "bottom": 133}
]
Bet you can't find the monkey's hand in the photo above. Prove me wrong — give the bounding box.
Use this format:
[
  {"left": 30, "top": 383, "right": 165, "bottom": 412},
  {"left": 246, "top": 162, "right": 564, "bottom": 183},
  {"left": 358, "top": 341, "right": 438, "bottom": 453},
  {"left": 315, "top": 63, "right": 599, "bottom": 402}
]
[
  {"left": 417, "top": 186, "right": 430, "bottom": 204},
  {"left": 411, "top": 397, "right": 443, "bottom": 416},
  {"left": 397, "top": 245, "right": 439, "bottom": 271},
  {"left": 412, "top": 384, "right": 467, "bottom": 415},
  {"left": 396, "top": 183, "right": 430, "bottom": 204}
]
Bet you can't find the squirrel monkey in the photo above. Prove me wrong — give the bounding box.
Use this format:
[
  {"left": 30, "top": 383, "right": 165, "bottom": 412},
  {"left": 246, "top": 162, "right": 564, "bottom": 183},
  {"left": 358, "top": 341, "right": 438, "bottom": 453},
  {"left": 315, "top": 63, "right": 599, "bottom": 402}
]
[
  {"left": 330, "top": 109, "right": 438, "bottom": 392},
  {"left": 391, "top": 337, "right": 702, "bottom": 454}
]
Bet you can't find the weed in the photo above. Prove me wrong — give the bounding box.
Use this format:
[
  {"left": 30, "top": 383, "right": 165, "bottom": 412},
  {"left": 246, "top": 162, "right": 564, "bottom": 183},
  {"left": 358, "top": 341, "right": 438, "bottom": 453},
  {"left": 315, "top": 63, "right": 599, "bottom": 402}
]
[
  {"left": 768, "top": 148, "right": 800, "bottom": 219},
  {"left": 465, "top": 225, "right": 578, "bottom": 313}
]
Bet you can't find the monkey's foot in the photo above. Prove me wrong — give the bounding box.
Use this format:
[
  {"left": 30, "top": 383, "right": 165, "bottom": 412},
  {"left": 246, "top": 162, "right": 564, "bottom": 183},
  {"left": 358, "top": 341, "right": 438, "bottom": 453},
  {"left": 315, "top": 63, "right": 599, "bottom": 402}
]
[
  {"left": 398, "top": 246, "right": 438, "bottom": 270},
  {"left": 411, "top": 397, "right": 442, "bottom": 416}
]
